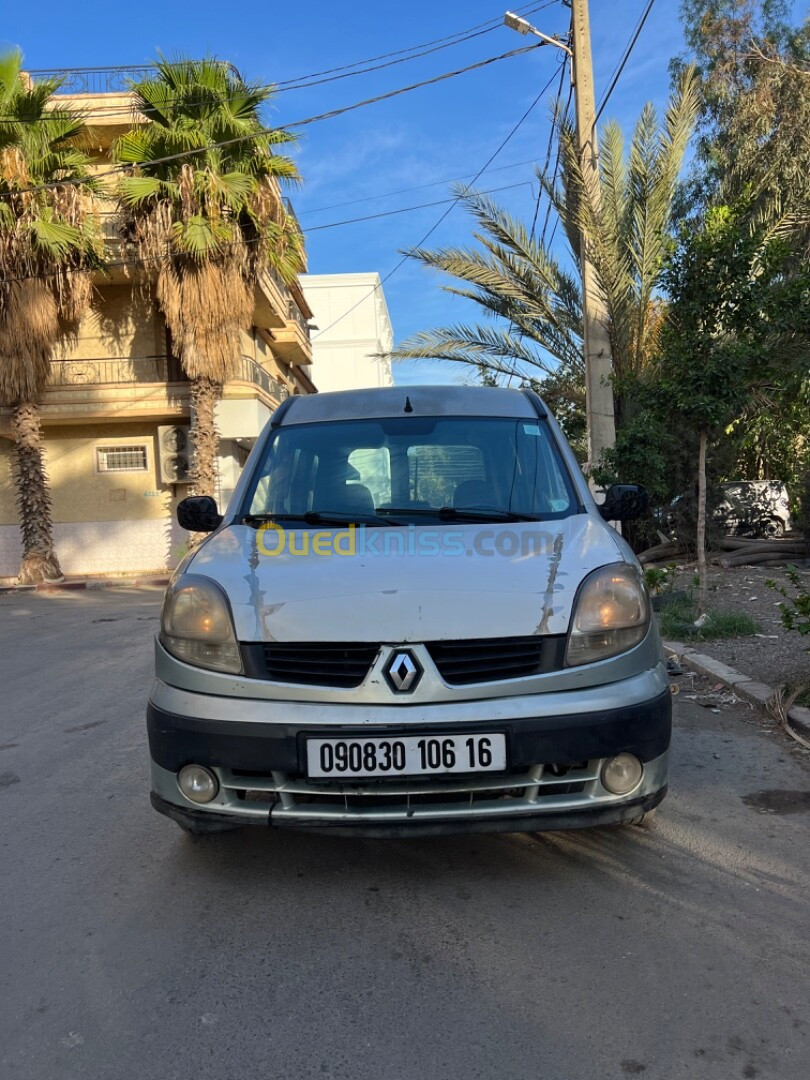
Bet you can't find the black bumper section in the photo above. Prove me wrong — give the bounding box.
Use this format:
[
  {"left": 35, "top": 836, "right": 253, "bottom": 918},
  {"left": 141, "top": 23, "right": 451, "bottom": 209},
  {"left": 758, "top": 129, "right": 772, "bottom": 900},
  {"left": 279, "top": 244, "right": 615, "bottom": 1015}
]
[
  {"left": 151, "top": 786, "right": 668, "bottom": 837},
  {"left": 147, "top": 688, "right": 672, "bottom": 775}
]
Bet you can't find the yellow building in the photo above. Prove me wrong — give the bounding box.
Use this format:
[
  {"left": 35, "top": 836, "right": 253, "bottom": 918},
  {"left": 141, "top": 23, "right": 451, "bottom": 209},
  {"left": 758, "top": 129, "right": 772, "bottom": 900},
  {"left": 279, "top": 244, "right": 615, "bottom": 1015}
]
[{"left": 0, "top": 65, "right": 316, "bottom": 580}]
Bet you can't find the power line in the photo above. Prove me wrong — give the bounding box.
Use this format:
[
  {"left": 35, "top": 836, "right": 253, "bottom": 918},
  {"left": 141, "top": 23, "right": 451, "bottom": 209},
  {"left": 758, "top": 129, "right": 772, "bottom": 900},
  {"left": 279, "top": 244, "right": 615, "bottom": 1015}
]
[
  {"left": 3, "top": 2, "right": 563, "bottom": 124},
  {"left": 311, "top": 63, "right": 565, "bottom": 342},
  {"left": 273, "top": 1, "right": 561, "bottom": 86},
  {"left": 594, "top": 0, "right": 657, "bottom": 125},
  {"left": 530, "top": 53, "right": 568, "bottom": 239},
  {"left": 6, "top": 25, "right": 502, "bottom": 123},
  {"left": 305, "top": 181, "right": 534, "bottom": 232},
  {"left": 539, "top": 77, "right": 573, "bottom": 248},
  {"left": 299, "top": 157, "right": 542, "bottom": 216},
  {"left": 0, "top": 43, "right": 545, "bottom": 200},
  {"left": 0, "top": 181, "right": 540, "bottom": 287}
]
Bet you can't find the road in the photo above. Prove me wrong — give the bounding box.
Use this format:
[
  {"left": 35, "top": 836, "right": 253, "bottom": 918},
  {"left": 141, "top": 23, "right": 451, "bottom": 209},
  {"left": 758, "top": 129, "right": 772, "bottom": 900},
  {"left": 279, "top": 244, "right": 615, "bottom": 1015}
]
[{"left": 1, "top": 588, "right": 808, "bottom": 1080}]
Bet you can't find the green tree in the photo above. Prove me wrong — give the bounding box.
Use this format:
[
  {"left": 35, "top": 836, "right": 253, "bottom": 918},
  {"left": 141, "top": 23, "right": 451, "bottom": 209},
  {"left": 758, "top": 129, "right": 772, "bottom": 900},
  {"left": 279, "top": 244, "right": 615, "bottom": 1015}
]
[
  {"left": 0, "top": 50, "right": 102, "bottom": 583},
  {"left": 113, "top": 58, "right": 304, "bottom": 498},
  {"left": 677, "top": 2, "right": 810, "bottom": 526},
  {"left": 389, "top": 69, "right": 700, "bottom": 459},
  {"left": 660, "top": 203, "right": 810, "bottom": 612},
  {"left": 679, "top": 0, "right": 810, "bottom": 221}
]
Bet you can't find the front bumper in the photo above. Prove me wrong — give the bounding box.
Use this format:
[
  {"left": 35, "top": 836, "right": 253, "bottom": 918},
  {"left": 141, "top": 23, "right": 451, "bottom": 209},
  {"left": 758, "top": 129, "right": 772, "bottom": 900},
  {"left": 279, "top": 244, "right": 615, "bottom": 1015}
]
[{"left": 147, "top": 675, "right": 671, "bottom": 835}]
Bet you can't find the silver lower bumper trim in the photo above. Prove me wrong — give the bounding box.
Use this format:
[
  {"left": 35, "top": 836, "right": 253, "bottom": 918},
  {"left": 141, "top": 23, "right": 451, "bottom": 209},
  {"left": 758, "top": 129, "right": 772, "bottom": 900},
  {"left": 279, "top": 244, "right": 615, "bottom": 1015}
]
[{"left": 151, "top": 753, "right": 669, "bottom": 826}]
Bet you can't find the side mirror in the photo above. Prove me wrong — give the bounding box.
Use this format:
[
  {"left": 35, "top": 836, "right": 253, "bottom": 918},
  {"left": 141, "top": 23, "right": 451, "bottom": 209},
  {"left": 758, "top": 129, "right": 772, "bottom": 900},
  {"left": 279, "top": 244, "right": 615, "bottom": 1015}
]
[
  {"left": 598, "top": 484, "right": 649, "bottom": 522},
  {"left": 176, "top": 495, "right": 223, "bottom": 533}
]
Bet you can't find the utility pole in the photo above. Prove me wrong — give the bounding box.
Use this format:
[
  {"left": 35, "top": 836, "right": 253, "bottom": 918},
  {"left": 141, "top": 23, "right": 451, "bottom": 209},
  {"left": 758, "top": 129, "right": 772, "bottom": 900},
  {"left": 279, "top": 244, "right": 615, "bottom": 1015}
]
[
  {"left": 570, "top": 0, "right": 616, "bottom": 471},
  {"left": 504, "top": 3, "right": 616, "bottom": 473}
]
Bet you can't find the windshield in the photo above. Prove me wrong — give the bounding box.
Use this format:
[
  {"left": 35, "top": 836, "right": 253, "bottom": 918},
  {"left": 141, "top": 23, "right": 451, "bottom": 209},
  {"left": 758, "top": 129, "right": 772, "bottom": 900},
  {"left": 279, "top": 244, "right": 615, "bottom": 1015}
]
[{"left": 241, "top": 415, "right": 579, "bottom": 525}]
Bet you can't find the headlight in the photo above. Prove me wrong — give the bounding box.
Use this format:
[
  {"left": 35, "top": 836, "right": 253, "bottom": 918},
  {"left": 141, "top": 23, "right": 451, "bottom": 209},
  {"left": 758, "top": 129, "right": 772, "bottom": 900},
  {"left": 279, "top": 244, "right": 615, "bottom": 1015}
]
[
  {"left": 160, "top": 575, "right": 242, "bottom": 674},
  {"left": 566, "top": 564, "right": 649, "bottom": 666}
]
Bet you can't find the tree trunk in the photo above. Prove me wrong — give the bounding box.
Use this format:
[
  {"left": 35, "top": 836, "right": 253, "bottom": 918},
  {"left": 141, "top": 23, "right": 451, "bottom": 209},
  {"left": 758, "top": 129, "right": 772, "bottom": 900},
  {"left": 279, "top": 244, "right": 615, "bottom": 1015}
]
[
  {"left": 10, "top": 402, "right": 63, "bottom": 584},
  {"left": 189, "top": 376, "right": 222, "bottom": 498},
  {"left": 697, "top": 427, "right": 708, "bottom": 617}
]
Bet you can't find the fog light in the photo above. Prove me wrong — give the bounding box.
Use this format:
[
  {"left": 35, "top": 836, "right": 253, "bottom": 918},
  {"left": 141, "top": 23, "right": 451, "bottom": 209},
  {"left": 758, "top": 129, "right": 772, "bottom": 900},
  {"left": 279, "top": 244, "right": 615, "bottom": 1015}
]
[
  {"left": 601, "top": 754, "right": 643, "bottom": 795},
  {"left": 178, "top": 764, "right": 219, "bottom": 804}
]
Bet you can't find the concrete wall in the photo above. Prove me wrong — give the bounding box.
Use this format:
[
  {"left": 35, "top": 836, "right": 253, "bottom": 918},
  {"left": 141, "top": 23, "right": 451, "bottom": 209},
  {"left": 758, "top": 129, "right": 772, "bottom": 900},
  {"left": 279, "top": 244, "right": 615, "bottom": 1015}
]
[
  {"left": 57, "top": 286, "right": 165, "bottom": 361},
  {"left": 0, "top": 422, "right": 187, "bottom": 579},
  {"left": 300, "top": 273, "right": 394, "bottom": 393}
]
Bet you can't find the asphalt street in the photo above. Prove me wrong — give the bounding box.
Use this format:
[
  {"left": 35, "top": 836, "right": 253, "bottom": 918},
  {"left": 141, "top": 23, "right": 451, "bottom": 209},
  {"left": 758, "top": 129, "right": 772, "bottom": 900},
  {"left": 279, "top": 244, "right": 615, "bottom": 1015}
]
[{"left": 1, "top": 588, "right": 808, "bottom": 1080}]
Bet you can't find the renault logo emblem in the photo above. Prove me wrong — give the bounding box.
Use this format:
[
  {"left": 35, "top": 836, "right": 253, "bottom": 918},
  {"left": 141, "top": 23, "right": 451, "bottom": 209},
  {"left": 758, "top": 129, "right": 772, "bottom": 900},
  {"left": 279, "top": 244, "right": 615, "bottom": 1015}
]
[{"left": 385, "top": 650, "right": 422, "bottom": 693}]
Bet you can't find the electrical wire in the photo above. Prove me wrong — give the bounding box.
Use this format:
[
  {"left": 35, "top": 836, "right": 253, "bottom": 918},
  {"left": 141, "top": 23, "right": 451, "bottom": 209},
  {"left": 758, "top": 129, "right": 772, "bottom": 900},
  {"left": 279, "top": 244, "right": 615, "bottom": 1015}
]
[
  {"left": 310, "top": 63, "right": 565, "bottom": 342},
  {"left": 0, "top": 180, "right": 539, "bottom": 287},
  {"left": 273, "top": 0, "right": 561, "bottom": 86},
  {"left": 594, "top": 0, "right": 657, "bottom": 125},
  {"left": 305, "top": 181, "right": 534, "bottom": 232},
  {"left": 13, "top": 24, "right": 502, "bottom": 122},
  {"left": 7, "top": 2, "right": 563, "bottom": 123},
  {"left": 539, "top": 76, "right": 573, "bottom": 248},
  {"left": 299, "top": 157, "right": 545, "bottom": 215},
  {"left": 0, "top": 43, "right": 546, "bottom": 200},
  {"left": 530, "top": 53, "right": 568, "bottom": 239}
]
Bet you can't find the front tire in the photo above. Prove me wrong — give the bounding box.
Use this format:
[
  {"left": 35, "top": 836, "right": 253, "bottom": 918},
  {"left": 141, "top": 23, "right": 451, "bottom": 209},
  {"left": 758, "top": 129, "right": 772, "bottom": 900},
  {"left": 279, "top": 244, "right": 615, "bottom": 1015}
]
[{"left": 760, "top": 517, "right": 785, "bottom": 538}]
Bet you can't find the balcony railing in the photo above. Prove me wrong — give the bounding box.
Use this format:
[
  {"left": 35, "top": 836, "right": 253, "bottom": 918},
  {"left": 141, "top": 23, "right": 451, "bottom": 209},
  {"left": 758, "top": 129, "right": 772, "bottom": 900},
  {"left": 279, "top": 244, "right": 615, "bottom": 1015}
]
[
  {"left": 30, "top": 61, "right": 242, "bottom": 96},
  {"left": 48, "top": 355, "right": 187, "bottom": 386},
  {"left": 286, "top": 300, "right": 311, "bottom": 338},
  {"left": 236, "top": 356, "right": 288, "bottom": 400},
  {"left": 31, "top": 65, "right": 158, "bottom": 95},
  {"left": 48, "top": 354, "right": 287, "bottom": 399}
]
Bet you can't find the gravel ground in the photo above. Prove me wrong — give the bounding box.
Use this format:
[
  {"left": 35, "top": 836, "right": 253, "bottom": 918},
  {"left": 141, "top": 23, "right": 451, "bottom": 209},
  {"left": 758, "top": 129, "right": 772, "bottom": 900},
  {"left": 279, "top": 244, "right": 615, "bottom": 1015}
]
[{"left": 663, "top": 563, "right": 810, "bottom": 691}]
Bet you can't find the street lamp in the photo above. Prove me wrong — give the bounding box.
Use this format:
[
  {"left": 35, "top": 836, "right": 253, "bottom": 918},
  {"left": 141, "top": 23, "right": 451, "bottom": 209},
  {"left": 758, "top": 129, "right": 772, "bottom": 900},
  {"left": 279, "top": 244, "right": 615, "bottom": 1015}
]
[{"left": 503, "top": 11, "right": 572, "bottom": 55}]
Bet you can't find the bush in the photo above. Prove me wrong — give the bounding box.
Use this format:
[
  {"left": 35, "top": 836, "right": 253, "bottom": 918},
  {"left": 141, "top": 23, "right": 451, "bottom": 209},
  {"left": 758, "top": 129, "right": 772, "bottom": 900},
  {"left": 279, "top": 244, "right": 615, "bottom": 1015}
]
[
  {"left": 656, "top": 595, "right": 760, "bottom": 641},
  {"left": 766, "top": 565, "right": 810, "bottom": 641}
]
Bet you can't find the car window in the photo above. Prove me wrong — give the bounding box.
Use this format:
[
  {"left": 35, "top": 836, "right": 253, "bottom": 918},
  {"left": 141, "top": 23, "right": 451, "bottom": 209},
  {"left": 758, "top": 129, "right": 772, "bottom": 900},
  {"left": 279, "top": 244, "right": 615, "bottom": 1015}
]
[
  {"left": 243, "top": 415, "right": 578, "bottom": 523},
  {"left": 407, "top": 445, "right": 486, "bottom": 508},
  {"left": 348, "top": 447, "right": 391, "bottom": 507}
]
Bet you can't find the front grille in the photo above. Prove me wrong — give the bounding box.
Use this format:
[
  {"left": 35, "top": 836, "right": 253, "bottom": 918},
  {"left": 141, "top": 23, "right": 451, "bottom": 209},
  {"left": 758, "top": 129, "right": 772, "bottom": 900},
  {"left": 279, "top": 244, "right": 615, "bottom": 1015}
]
[
  {"left": 214, "top": 761, "right": 602, "bottom": 824},
  {"left": 246, "top": 642, "right": 380, "bottom": 688},
  {"left": 241, "top": 635, "right": 566, "bottom": 687},
  {"left": 426, "top": 635, "right": 566, "bottom": 685}
]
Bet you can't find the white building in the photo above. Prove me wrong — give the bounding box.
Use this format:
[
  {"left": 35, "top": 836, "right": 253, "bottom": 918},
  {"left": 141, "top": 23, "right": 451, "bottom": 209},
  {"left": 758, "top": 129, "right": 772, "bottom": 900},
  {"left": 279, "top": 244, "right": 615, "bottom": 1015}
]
[{"left": 300, "top": 273, "right": 394, "bottom": 392}]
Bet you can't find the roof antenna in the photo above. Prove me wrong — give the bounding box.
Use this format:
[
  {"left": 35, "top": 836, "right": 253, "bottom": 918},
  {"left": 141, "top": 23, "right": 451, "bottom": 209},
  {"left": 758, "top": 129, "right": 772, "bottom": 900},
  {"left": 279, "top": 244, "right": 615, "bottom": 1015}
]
[{"left": 404, "top": 396, "right": 413, "bottom": 413}]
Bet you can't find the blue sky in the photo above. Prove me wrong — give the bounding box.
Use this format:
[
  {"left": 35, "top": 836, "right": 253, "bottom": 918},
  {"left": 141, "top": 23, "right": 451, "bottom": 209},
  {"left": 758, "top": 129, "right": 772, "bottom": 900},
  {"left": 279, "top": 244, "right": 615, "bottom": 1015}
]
[{"left": 3, "top": 1, "right": 804, "bottom": 385}]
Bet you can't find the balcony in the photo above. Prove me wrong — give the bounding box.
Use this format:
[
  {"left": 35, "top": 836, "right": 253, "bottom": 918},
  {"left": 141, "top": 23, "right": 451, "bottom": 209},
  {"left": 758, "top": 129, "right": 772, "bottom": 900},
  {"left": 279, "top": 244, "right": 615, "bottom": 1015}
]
[
  {"left": 48, "top": 355, "right": 186, "bottom": 387},
  {"left": 31, "top": 65, "right": 159, "bottom": 94},
  {"left": 272, "top": 312, "right": 312, "bottom": 365},
  {"left": 230, "top": 356, "right": 288, "bottom": 404},
  {"left": 218, "top": 357, "right": 288, "bottom": 439},
  {"left": 32, "top": 354, "right": 189, "bottom": 425},
  {"left": 33, "top": 61, "right": 241, "bottom": 95},
  {"left": 32, "top": 352, "right": 285, "bottom": 428},
  {"left": 256, "top": 267, "right": 289, "bottom": 330}
]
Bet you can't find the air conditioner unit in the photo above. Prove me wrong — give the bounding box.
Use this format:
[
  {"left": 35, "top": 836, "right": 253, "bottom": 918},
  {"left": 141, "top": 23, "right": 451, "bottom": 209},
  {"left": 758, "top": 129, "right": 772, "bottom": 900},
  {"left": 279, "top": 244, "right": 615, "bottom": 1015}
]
[{"left": 157, "top": 424, "right": 192, "bottom": 485}]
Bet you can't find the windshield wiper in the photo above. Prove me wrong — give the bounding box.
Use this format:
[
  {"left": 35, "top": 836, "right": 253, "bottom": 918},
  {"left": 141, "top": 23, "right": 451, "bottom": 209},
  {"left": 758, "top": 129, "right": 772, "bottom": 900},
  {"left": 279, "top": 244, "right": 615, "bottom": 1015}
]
[
  {"left": 376, "top": 507, "right": 543, "bottom": 522},
  {"left": 241, "top": 512, "right": 392, "bottom": 528}
]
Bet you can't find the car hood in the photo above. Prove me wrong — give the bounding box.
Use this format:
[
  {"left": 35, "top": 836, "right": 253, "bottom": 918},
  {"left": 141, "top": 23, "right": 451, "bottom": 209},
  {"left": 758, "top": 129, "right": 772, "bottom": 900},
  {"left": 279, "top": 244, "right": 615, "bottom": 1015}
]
[{"left": 187, "top": 515, "right": 625, "bottom": 643}]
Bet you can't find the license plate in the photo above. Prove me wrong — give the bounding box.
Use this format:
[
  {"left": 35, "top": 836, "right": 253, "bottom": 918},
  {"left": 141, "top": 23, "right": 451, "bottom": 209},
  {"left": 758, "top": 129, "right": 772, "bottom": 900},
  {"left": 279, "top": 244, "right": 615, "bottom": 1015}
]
[{"left": 306, "top": 733, "right": 506, "bottom": 779}]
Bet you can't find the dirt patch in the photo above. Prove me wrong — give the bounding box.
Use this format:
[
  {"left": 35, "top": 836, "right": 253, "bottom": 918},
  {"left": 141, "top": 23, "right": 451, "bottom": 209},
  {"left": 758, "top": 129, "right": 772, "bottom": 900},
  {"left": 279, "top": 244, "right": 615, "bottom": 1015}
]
[
  {"left": 658, "top": 564, "right": 810, "bottom": 691},
  {"left": 741, "top": 789, "right": 810, "bottom": 815}
]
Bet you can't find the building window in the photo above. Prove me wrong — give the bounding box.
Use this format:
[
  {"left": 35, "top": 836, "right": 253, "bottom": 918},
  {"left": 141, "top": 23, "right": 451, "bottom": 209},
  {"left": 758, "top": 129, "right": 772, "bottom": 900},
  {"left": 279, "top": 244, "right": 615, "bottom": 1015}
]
[{"left": 96, "top": 444, "right": 149, "bottom": 473}]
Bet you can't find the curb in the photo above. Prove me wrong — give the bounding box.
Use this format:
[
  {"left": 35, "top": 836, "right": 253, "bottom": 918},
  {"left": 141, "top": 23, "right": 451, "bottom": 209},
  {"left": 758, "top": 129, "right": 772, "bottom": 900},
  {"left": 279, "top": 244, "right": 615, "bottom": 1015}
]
[
  {"left": 0, "top": 576, "right": 170, "bottom": 595},
  {"left": 663, "top": 639, "right": 810, "bottom": 745}
]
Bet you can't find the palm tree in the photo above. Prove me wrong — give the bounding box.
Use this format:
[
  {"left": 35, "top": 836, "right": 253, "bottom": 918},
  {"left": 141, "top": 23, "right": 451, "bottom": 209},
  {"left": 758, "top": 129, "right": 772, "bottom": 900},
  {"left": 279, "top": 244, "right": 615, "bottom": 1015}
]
[
  {"left": 0, "top": 50, "right": 102, "bottom": 584},
  {"left": 390, "top": 69, "right": 700, "bottom": 421},
  {"left": 112, "top": 58, "right": 305, "bottom": 498}
]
